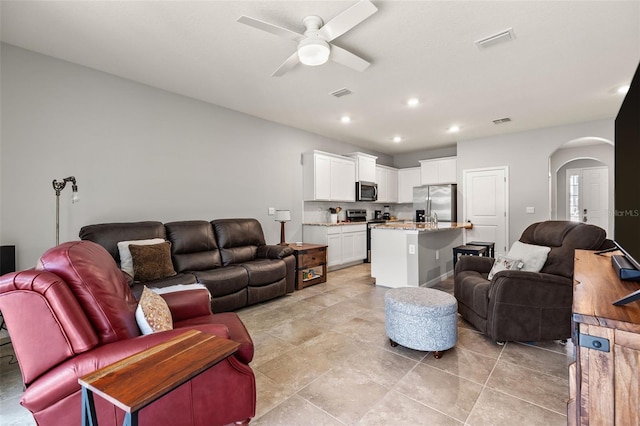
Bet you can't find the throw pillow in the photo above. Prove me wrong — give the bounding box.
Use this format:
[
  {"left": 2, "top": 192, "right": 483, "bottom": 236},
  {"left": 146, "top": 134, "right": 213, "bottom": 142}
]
[
  {"left": 117, "top": 238, "right": 165, "bottom": 277},
  {"left": 507, "top": 241, "right": 551, "bottom": 272},
  {"left": 488, "top": 255, "right": 523, "bottom": 280},
  {"left": 129, "top": 241, "right": 177, "bottom": 282},
  {"left": 135, "top": 285, "right": 173, "bottom": 335}
]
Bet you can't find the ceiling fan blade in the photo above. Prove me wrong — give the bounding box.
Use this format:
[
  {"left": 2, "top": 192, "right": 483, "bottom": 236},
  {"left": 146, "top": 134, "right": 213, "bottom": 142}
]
[
  {"left": 272, "top": 52, "right": 301, "bottom": 77},
  {"left": 317, "top": 0, "right": 378, "bottom": 42},
  {"left": 237, "top": 15, "right": 305, "bottom": 42},
  {"left": 329, "top": 44, "right": 370, "bottom": 72}
]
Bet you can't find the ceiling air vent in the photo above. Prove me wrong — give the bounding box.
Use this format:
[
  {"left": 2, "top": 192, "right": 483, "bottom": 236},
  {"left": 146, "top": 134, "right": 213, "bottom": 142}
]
[
  {"left": 475, "top": 28, "right": 515, "bottom": 49},
  {"left": 493, "top": 117, "right": 512, "bottom": 124},
  {"left": 330, "top": 88, "right": 352, "bottom": 98}
]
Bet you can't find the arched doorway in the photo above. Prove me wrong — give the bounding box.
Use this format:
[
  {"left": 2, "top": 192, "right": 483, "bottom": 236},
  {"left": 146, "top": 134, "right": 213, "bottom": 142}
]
[{"left": 549, "top": 137, "right": 614, "bottom": 236}]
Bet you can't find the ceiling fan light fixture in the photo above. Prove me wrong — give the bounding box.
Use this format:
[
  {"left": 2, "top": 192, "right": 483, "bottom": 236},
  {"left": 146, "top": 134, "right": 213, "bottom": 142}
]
[{"left": 298, "top": 38, "right": 330, "bottom": 66}]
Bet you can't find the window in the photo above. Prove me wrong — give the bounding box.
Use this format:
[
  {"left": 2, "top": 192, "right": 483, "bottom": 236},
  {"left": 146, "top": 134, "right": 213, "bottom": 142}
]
[{"left": 568, "top": 173, "right": 580, "bottom": 222}]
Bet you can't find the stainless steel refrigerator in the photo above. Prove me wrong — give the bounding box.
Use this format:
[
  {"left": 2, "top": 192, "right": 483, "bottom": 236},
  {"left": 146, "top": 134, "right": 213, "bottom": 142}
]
[{"left": 413, "top": 184, "right": 457, "bottom": 222}]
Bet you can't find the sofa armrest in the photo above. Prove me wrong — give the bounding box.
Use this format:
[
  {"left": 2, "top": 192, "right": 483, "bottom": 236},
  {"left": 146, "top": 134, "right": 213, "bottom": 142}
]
[
  {"left": 21, "top": 325, "right": 233, "bottom": 413},
  {"left": 489, "top": 270, "right": 572, "bottom": 306},
  {"left": 257, "top": 244, "right": 294, "bottom": 259},
  {"left": 161, "top": 289, "right": 212, "bottom": 322},
  {"left": 455, "top": 255, "right": 494, "bottom": 275}
]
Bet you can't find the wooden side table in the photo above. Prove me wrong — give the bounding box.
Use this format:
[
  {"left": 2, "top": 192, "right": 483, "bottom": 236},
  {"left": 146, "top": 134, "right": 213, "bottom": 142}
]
[
  {"left": 78, "top": 330, "right": 240, "bottom": 426},
  {"left": 289, "top": 243, "right": 328, "bottom": 290}
]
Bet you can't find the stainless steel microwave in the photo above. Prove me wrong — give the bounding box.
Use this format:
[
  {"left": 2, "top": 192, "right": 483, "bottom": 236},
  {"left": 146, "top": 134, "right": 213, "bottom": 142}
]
[{"left": 356, "top": 181, "right": 378, "bottom": 201}]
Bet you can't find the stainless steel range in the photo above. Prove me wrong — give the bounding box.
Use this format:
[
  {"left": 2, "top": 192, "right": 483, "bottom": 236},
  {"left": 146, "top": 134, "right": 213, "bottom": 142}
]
[{"left": 346, "top": 209, "right": 385, "bottom": 263}]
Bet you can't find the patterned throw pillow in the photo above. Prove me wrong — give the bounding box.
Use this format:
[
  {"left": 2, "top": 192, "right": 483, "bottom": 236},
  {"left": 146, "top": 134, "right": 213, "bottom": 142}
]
[
  {"left": 507, "top": 241, "right": 551, "bottom": 272},
  {"left": 135, "top": 286, "right": 173, "bottom": 335},
  {"left": 129, "top": 241, "right": 177, "bottom": 282},
  {"left": 117, "top": 238, "right": 165, "bottom": 277},
  {"left": 488, "top": 255, "right": 523, "bottom": 280}
]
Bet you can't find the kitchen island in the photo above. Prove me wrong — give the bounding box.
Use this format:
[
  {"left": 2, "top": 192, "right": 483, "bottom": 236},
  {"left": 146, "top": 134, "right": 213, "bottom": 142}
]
[{"left": 371, "top": 222, "right": 472, "bottom": 288}]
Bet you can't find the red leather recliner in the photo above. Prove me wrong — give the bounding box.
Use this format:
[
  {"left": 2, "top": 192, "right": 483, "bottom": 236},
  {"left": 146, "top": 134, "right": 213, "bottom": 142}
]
[{"left": 0, "top": 240, "right": 256, "bottom": 426}]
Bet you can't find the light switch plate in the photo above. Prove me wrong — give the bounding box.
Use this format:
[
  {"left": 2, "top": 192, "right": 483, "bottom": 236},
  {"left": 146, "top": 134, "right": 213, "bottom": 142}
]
[
  {"left": 268, "top": 207, "right": 275, "bottom": 216},
  {"left": 526, "top": 206, "right": 535, "bottom": 214}
]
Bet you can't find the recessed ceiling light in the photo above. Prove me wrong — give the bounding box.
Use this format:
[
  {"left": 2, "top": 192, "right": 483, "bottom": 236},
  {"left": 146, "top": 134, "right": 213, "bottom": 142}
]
[
  {"left": 448, "top": 125, "right": 460, "bottom": 133},
  {"left": 340, "top": 115, "right": 351, "bottom": 124},
  {"left": 407, "top": 98, "right": 420, "bottom": 107},
  {"left": 618, "top": 85, "right": 630, "bottom": 95},
  {"left": 393, "top": 136, "right": 402, "bottom": 143}
]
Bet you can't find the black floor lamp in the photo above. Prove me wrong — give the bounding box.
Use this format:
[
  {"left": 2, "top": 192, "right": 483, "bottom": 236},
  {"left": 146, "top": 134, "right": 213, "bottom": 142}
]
[{"left": 52, "top": 176, "right": 79, "bottom": 245}]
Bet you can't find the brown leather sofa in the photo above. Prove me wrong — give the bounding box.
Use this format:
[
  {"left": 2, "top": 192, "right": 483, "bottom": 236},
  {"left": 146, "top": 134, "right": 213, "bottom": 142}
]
[
  {"left": 0, "top": 240, "right": 256, "bottom": 425},
  {"left": 79, "top": 218, "right": 295, "bottom": 312},
  {"left": 454, "top": 221, "right": 609, "bottom": 343}
]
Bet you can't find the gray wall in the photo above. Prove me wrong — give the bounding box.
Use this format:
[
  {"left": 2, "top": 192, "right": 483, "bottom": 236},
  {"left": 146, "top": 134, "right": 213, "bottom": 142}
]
[
  {"left": 0, "top": 44, "right": 392, "bottom": 269},
  {"left": 457, "top": 119, "right": 614, "bottom": 246},
  {"left": 394, "top": 145, "right": 456, "bottom": 168}
]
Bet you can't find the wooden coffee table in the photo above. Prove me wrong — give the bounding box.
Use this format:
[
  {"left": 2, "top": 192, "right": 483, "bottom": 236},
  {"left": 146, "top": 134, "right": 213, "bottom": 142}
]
[{"left": 78, "top": 330, "right": 240, "bottom": 426}]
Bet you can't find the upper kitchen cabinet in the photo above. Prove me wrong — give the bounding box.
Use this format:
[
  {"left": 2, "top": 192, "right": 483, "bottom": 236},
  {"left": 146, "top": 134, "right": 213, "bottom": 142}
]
[
  {"left": 346, "top": 152, "right": 377, "bottom": 183},
  {"left": 420, "top": 157, "right": 457, "bottom": 185},
  {"left": 303, "top": 150, "right": 356, "bottom": 201},
  {"left": 376, "top": 165, "right": 398, "bottom": 203},
  {"left": 397, "top": 167, "right": 421, "bottom": 203}
]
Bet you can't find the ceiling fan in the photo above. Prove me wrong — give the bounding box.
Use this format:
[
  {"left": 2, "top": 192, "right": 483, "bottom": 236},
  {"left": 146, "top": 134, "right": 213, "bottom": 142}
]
[{"left": 237, "top": 0, "right": 378, "bottom": 77}]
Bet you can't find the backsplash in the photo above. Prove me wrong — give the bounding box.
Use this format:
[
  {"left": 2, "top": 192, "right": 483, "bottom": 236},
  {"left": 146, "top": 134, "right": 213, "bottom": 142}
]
[{"left": 303, "top": 201, "right": 415, "bottom": 223}]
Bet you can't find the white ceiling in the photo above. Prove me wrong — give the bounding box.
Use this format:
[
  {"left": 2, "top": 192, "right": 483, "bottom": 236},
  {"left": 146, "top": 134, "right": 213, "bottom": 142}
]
[{"left": 2, "top": 1, "right": 639, "bottom": 155}]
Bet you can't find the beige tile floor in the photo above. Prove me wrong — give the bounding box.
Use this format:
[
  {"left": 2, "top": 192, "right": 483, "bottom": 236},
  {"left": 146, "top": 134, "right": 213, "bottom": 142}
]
[{"left": 0, "top": 263, "right": 572, "bottom": 425}]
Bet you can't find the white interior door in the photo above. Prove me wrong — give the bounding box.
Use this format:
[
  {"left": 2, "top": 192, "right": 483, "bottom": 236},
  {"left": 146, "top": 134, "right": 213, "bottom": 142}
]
[
  {"left": 566, "top": 166, "right": 609, "bottom": 235},
  {"left": 463, "top": 167, "right": 509, "bottom": 255}
]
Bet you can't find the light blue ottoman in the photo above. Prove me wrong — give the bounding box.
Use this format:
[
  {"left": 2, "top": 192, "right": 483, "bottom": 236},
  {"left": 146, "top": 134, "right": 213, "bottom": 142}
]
[{"left": 385, "top": 287, "right": 458, "bottom": 358}]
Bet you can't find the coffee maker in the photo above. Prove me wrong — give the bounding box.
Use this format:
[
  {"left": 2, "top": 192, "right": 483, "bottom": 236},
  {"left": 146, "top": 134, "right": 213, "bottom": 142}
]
[
  {"left": 382, "top": 206, "right": 391, "bottom": 220},
  {"left": 416, "top": 209, "right": 426, "bottom": 222}
]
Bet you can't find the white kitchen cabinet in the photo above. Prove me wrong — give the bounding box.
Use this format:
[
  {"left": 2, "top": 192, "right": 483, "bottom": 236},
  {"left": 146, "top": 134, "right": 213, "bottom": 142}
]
[
  {"left": 420, "top": 157, "right": 457, "bottom": 185},
  {"left": 303, "top": 151, "right": 356, "bottom": 201},
  {"left": 303, "top": 224, "right": 366, "bottom": 269},
  {"left": 341, "top": 225, "right": 367, "bottom": 263},
  {"left": 347, "top": 152, "right": 377, "bottom": 183},
  {"left": 375, "top": 165, "right": 398, "bottom": 203},
  {"left": 327, "top": 231, "right": 342, "bottom": 267},
  {"left": 397, "top": 167, "right": 421, "bottom": 203}
]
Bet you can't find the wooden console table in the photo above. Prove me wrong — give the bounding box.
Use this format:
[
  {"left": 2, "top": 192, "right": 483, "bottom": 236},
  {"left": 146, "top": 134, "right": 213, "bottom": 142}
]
[
  {"left": 569, "top": 250, "right": 640, "bottom": 425},
  {"left": 78, "top": 330, "right": 240, "bottom": 426},
  {"left": 289, "top": 243, "right": 327, "bottom": 290}
]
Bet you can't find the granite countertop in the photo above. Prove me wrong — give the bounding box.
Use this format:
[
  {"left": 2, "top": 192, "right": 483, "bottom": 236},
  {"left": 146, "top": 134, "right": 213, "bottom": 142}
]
[{"left": 370, "top": 222, "right": 473, "bottom": 232}]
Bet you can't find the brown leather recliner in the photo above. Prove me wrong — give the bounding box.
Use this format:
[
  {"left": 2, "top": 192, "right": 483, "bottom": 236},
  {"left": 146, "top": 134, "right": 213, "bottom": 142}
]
[
  {"left": 454, "top": 221, "right": 608, "bottom": 343},
  {"left": 0, "top": 240, "right": 256, "bottom": 425}
]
